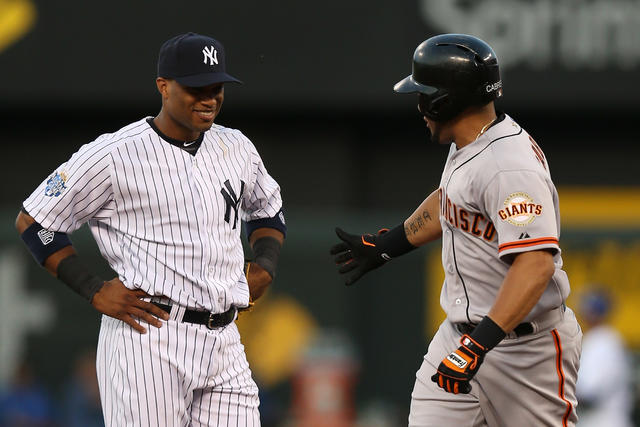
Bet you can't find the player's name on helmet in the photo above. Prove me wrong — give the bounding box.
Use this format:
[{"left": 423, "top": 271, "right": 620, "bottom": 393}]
[{"left": 485, "top": 81, "right": 502, "bottom": 94}]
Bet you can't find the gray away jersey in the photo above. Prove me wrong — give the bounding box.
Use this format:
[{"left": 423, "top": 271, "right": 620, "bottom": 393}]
[
  {"left": 438, "top": 114, "right": 570, "bottom": 324},
  {"left": 24, "top": 117, "right": 283, "bottom": 313}
]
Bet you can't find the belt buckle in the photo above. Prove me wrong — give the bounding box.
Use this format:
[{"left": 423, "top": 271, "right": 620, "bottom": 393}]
[{"left": 207, "top": 312, "right": 217, "bottom": 330}]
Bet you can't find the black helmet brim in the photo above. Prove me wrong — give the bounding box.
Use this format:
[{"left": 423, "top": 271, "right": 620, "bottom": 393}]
[{"left": 393, "top": 75, "right": 438, "bottom": 95}]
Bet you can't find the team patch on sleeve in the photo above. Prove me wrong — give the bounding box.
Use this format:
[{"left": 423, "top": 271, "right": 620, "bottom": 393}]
[
  {"left": 44, "top": 171, "right": 68, "bottom": 197},
  {"left": 498, "top": 192, "right": 543, "bottom": 226}
]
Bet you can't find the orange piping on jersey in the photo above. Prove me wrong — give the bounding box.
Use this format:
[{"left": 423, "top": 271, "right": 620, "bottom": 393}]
[
  {"left": 498, "top": 237, "right": 559, "bottom": 253},
  {"left": 551, "top": 329, "right": 573, "bottom": 427}
]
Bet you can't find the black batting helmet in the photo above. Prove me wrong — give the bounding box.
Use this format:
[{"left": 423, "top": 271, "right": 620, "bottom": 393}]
[{"left": 394, "top": 34, "right": 502, "bottom": 122}]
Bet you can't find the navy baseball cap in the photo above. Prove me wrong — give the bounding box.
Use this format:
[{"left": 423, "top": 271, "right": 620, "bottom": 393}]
[{"left": 157, "top": 32, "right": 242, "bottom": 87}]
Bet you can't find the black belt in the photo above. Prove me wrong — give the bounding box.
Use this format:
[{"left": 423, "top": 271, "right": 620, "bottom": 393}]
[
  {"left": 153, "top": 302, "right": 236, "bottom": 330},
  {"left": 456, "top": 321, "right": 534, "bottom": 338}
]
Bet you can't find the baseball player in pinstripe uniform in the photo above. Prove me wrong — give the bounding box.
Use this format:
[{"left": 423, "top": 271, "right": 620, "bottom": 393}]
[
  {"left": 331, "top": 34, "right": 582, "bottom": 426},
  {"left": 16, "top": 32, "right": 285, "bottom": 426}
]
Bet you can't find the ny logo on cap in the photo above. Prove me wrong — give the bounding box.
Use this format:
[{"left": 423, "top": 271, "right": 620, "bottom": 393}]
[{"left": 202, "top": 46, "right": 218, "bottom": 66}]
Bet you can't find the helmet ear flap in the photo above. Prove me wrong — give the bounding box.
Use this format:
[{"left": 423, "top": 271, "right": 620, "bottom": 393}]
[
  {"left": 429, "top": 92, "right": 450, "bottom": 114},
  {"left": 419, "top": 91, "right": 465, "bottom": 122},
  {"left": 419, "top": 91, "right": 452, "bottom": 120}
]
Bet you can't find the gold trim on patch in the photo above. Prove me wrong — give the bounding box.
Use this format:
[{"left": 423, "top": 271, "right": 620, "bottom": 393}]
[{"left": 498, "top": 192, "right": 543, "bottom": 226}]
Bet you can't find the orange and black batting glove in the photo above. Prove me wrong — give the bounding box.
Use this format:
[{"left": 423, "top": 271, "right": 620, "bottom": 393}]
[
  {"left": 431, "top": 334, "right": 487, "bottom": 394},
  {"left": 330, "top": 225, "right": 415, "bottom": 286},
  {"left": 431, "top": 316, "right": 506, "bottom": 394}
]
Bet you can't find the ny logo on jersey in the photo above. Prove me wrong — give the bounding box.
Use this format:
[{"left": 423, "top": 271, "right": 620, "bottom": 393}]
[
  {"left": 202, "top": 46, "right": 218, "bottom": 66},
  {"left": 220, "top": 179, "right": 245, "bottom": 229}
]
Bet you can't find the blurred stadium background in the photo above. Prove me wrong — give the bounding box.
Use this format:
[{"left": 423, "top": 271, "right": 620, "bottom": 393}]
[{"left": 1, "top": 0, "right": 639, "bottom": 425}]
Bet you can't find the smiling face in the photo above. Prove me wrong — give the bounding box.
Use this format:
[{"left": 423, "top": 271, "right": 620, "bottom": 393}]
[{"left": 155, "top": 78, "right": 224, "bottom": 141}]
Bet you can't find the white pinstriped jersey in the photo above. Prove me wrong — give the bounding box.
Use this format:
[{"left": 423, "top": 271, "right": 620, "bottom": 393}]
[
  {"left": 438, "top": 114, "right": 570, "bottom": 324},
  {"left": 24, "top": 117, "right": 283, "bottom": 313}
]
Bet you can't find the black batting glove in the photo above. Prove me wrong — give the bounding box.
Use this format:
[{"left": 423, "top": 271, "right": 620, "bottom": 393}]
[
  {"left": 431, "top": 334, "right": 487, "bottom": 394},
  {"left": 431, "top": 315, "right": 506, "bottom": 394},
  {"left": 330, "top": 227, "right": 390, "bottom": 286}
]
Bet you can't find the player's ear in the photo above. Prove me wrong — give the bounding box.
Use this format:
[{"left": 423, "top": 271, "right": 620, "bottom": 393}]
[{"left": 156, "top": 78, "right": 169, "bottom": 99}]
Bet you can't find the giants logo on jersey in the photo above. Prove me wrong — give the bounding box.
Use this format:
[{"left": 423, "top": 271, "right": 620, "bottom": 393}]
[
  {"left": 439, "top": 188, "right": 496, "bottom": 242},
  {"left": 498, "top": 192, "right": 543, "bottom": 226}
]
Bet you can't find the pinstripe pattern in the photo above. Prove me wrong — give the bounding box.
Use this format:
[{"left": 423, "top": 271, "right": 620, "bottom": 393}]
[
  {"left": 24, "top": 117, "right": 282, "bottom": 313},
  {"left": 25, "top": 117, "right": 280, "bottom": 426},
  {"left": 97, "top": 315, "right": 260, "bottom": 427}
]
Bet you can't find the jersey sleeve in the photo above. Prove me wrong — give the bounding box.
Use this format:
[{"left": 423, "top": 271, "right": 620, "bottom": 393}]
[
  {"left": 22, "top": 139, "right": 114, "bottom": 233},
  {"left": 241, "top": 141, "right": 283, "bottom": 222},
  {"left": 483, "top": 170, "right": 559, "bottom": 261}
]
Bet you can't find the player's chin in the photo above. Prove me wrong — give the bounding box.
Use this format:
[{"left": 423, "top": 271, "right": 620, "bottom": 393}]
[
  {"left": 424, "top": 117, "right": 437, "bottom": 142},
  {"left": 427, "top": 127, "right": 438, "bottom": 144}
]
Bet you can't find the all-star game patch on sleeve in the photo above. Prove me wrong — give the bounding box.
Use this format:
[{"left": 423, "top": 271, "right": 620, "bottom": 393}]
[
  {"left": 483, "top": 170, "right": 560, "bottom": 262},
  {"left": 23, "top": 137, "right": 115, "bottom": 233}
]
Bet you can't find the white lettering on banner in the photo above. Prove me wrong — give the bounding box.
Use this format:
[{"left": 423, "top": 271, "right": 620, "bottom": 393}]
[
  {"left": 419, "top": 0, "right": 640, "bottom": 70},
  {"left": 202, "top": 46, "right": 218, "bottom": 66}
]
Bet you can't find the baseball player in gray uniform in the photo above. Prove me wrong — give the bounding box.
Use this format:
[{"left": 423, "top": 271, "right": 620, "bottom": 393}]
[
  {"left": 331, "top": 34, "right": 581, "bottom": 426},
  {"left": 16, "top": 32, "right": 285, "bottom": 426}
]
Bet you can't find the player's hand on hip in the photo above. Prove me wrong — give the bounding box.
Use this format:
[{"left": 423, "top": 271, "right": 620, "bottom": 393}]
[
  {"left": 330, "top": 227, "right": 390, "bottom": 286},
  {"left": 91, "top": 278, "right": 170, "bottom": 334},
  {"left": 431, "top": 334, "right": 488, "bottom": 394},
  {"left": 245, "top": 261, "right": 272, "bottom": 302}
]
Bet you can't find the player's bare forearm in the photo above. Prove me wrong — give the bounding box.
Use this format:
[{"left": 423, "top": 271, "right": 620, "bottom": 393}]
[
  {"left": 249, "top": 227, "right": 284, "bottom": 246},
  {"left": 488, "top": 250, "right": 555, "bottom": 332},
  {"left": 15, "top": 209, "right": 34, "bottom": 233},
  {"left": 15, "top": 210, "right": 77, "bottom": 276},
  {"left": 403, "top": 189, "right": 442, "bottom": 246}
]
